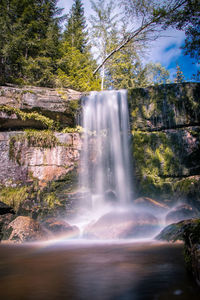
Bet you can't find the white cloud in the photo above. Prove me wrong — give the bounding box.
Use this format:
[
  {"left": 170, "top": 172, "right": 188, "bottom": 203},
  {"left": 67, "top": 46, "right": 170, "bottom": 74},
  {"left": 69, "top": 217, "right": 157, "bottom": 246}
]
[{"left": 143, "top": 29, "right": 185, "bottom": 67}]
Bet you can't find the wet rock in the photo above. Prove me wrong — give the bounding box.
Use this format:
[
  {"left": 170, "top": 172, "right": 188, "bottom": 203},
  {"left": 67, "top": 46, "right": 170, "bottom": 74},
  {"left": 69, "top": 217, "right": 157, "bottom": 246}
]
[
  {"left": 0, "top": 201, "right": 15, "bottom": 215},
  {"left": 0, "top": 213, "right": 15, "bottom": 241},
  {"left": 84, "top": 210, "right": 159, "bottom": 239},
  {"left": 165, "top": 204, "right": 198, "bottom": 224},
  {"left": 156, "top": 218, "right": 200, "bottom": 242},
  {"left": 3, "top": 216, "right": 46, "bottom": 243},
  {"left": 156, "top": 218, "right": 200, "bottom": 286},
  {"left": 43, "top": 218, "right": 80, "bottom": 238},
  {"left": 134, "top": 197, "right": 169, "bottom": 213}
]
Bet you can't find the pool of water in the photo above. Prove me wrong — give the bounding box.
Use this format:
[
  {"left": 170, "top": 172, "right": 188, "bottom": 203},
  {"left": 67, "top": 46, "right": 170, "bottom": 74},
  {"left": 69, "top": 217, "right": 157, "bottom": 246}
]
[{"left": 0, "top": 240, "right": 199, "bottom": 300}]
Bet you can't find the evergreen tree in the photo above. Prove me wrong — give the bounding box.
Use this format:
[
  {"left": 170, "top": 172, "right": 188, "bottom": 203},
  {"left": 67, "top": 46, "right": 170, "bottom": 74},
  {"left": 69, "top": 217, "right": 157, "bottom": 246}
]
[
  {"left": 57, "top": 0, "right": 100, "bottom": 91},
  {"left": 56, "top": 42, "right": 100, "bottom": 91},
  {"left": 63, "top": 0, "right": 87, "bottom": 53},
  {"left": 0, "top": 0, "right": 63, "bottom": 86}
]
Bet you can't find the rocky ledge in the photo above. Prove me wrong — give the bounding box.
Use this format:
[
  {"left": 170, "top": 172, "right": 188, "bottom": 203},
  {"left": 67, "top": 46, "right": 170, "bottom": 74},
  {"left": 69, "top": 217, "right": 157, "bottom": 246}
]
[
  {"left": 0, "top": 85, "right": 82, "bottom": 130},
  {"left": 156, "top": 219, "right": 200, "bottom": 286}
]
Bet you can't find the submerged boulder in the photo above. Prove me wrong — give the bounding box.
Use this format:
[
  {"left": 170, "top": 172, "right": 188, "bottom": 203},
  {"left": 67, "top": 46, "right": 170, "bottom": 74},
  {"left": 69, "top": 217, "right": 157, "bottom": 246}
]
[
  {"left": 165, "top": 204, "right": 198, "bottom": 224},
  {"left": 84, "top": 210, "right": 159, "bottom": 239},
  {"left": 43, "top": 218, "right": 80, "bottom": 238},
  {"left": 3, "top": 216, "right": 46, "bottom": 243}
]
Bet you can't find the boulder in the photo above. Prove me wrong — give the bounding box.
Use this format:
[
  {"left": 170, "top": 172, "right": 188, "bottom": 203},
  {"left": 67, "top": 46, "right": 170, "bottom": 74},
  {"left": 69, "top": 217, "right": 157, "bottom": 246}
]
[
  {"left": 165, "top": 204, "right": 198, "bottom": 224},
  {"left": 156, "top": 218, "right": 200, "bottom": 242},
  {"left": 84, "top": 210, "right": 159, "bottom": 239},
  {"left": 43, "top": 218, "right": 80, "bottom": 238},
  {"left": 134, "top": 197, "right": 169, "bottom": 213},
  {"left": 156, "top": 218, "right": 200, "bottom": 286},
  {"left": 3, "top": 216, "right": 46, "bottom": 243}
]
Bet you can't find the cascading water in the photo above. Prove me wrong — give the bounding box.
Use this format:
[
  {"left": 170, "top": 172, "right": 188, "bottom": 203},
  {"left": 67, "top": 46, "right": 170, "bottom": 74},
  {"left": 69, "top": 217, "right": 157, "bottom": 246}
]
[
  {"left": 80, "top": 90, "right": 132, "bottom": 211},
  {"left": 74, "top": 90, "right": 161, "bottom": 239}
]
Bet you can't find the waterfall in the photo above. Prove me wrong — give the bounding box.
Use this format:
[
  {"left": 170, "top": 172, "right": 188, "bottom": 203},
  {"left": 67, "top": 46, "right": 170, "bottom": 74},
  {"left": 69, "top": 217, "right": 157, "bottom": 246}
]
[{"left": 80, "top": 90, "right": 132, "bottom": 211}]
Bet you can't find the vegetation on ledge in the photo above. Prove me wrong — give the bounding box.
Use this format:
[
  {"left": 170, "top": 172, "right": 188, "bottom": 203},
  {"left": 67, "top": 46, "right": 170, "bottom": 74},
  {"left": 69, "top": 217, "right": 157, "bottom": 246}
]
[
  {"left": 0, "top": 105, "right": 55, "bottom": 129},
  {"left": 0, "top": 186, "right": 29, "bottom": 211}
]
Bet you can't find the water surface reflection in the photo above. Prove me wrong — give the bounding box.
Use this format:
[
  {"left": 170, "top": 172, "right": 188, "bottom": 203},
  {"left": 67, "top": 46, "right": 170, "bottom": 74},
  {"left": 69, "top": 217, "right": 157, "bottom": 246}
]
[{"left": 0, "top": 241, "right": 199, "bottom": 300}]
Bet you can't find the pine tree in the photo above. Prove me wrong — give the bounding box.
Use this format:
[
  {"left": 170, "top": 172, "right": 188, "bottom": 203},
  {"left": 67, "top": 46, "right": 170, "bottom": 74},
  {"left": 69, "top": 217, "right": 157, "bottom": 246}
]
[
  {"left": 57, "top": 0, "right": 100, "bottom": 91},
  {"left": 0, "top": 0, "right": 63, "bottom": 86},
  {"left": 63, "top": 0, "right": 87, "bottom": 53},
  {"left": 56, "top": 42, "right": 100, "bottom": 91}
]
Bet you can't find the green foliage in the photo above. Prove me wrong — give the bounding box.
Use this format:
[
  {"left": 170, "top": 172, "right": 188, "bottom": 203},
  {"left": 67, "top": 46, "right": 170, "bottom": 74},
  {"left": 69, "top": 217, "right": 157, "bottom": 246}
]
[
  {"left": 174, "top": 64, "right": 185, "bottom": 83},
  {"left": 0, "top": 0, "right": 63, "bottom": 86},
  {"left": 62, "top": 125, "right": 83, "bottom": 133},
  {"left": 0, "top": 186, "right": 29, "bottom": 211},
  {"left": 57, "top": 41, "right": 100, "bottom": 91},
  {"left": 64, "top": 0, "right": 88, "bottom": 53},
  {"left": 106, "top": 36, "right": 147, "bottom": 89},
  {"left": 132, "top": 130, "right": 182, "bottom": 199},
  {"left": 43, "top": 192, "right": 61, "bottom": 209},
  {"left": 144, "top": 63, "right": 170, "bottom": 85},
  {"left": 57, "top": 0, "right": 100, "bottom": 91},
  {"left": 0, "top": 105, "right": 55, "bottom": 129},
  {"left": 163, "top": 0, "right": 200, "bottom": 64},
  {"left": 90, "top": 0, "right": 119, "bottom": 89}
]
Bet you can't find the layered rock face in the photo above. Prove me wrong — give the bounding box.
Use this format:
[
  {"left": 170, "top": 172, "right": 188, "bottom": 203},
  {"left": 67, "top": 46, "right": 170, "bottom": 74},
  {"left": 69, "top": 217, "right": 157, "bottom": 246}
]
[
  {"left": 0, "top": 131, "right": 81, "bottom": 187},
  {"left": 0, "top": 85, "right": 81, "bottom": 129},
  {"left": 0, "top": 83, "right": 200, "bottom": 221},
  {"left": 0, "top": 85, "right": 82, "bottom": 222},
  {"left": 129, "top": 82, "right": 200, "bottom": 207}
]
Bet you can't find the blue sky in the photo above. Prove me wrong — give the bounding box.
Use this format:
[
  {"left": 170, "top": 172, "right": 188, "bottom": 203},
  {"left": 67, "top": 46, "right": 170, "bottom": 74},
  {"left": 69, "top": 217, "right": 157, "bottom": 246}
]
[{"left": 58, "top": 0, "right": 199, "bottom": 81}]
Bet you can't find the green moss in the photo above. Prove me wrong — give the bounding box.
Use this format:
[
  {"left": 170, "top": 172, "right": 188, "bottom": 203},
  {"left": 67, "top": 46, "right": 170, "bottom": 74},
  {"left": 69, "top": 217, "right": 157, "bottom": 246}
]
[
  {"left": 0, "top": 186, "right": 29, "bottom": 211},
  {"left": 43, "top": 192, "right": 61, "bottom": 209},
  {"left": 0, "top": 105, "right": 54, "bottom": 129},
  {"left": 62, "top": 125, "right": 83, "bottom": 133},
  {"left": 132, "top": 130, "right": 183, "bottom": 200},
  {"left": 22, "top": 89, "right": 35, "bottom": 95},
  {"left": 9, "top": 130, "right": 61, "bottom": 164},
  {"left": 56, "top": 89, "right": 68, "bottom": 100}
]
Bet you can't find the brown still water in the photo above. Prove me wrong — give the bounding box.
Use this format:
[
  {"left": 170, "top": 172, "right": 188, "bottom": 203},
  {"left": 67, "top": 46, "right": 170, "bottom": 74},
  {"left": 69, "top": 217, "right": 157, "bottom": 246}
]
[{"left": 0, "top": 240, "right": 199, "bottom": 300}]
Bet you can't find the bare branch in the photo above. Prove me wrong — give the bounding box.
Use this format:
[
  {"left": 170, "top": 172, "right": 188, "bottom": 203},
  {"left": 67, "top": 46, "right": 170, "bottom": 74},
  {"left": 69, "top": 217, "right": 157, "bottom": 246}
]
[{"left": 93, "top": 0, "right": 187, "bottom": 75}]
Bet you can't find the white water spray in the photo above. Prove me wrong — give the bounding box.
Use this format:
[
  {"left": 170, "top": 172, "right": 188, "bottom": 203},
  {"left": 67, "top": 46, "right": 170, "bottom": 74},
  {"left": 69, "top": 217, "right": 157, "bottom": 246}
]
[{"left": 80, "top": 90, "right": 132, "bottom": 212}]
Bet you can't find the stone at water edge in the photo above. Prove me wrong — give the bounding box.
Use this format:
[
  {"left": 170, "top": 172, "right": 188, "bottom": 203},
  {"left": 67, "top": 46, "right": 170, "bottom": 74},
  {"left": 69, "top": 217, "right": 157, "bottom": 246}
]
[
  {"left": 165, "top": 204, "right": 198, "bottom": 224},
  {"left": 42, "top": 218, "right": 80, "bottom": 238},
  {"left": 156, "top": 218, "right": 200, "bottom": 286},
  {"left": 3, "top": 216, "right": 46, "bottom": 243},
  {"left": 84, "top": 210, "right": 159, "bottom": 239}
]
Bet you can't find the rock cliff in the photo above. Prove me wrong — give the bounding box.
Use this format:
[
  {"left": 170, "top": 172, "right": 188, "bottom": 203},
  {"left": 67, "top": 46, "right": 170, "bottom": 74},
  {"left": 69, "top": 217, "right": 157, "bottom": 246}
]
[
  {"left": 0, "top": 83, "right": 200, "bottom": 220},
  {"left": 0, "top": 85, "right": 82, "bottom": 220},
  {"left": 129, "top": 82, "right": 200, "bottom": 207}
]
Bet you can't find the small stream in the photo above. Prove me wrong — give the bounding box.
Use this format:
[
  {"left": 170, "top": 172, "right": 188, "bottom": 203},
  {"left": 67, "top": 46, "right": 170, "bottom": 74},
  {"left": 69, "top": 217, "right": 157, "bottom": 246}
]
[{"left": 0, "top": 241, "right": 199, "bottom": 300}]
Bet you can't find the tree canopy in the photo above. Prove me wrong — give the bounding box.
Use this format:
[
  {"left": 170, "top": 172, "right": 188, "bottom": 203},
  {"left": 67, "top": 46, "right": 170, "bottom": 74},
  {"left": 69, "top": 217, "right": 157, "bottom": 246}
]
[{"left": 0, "top": 0, "right": 199, "bottom": 91}]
